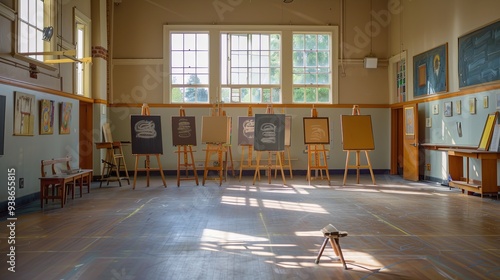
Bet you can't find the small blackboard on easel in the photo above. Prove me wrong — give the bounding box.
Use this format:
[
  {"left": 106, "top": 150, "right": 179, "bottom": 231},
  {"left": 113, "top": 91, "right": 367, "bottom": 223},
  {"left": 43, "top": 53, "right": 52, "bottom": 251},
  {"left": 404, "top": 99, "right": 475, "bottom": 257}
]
[
  {"left": 252, "top": 106, "right": 286, "bottom": 185},
  {"left": 132, "top": 104, "right": 167, "bottom": 189},
  {"left": 130, "top": 115, "right": 163, "bottom": 155}
]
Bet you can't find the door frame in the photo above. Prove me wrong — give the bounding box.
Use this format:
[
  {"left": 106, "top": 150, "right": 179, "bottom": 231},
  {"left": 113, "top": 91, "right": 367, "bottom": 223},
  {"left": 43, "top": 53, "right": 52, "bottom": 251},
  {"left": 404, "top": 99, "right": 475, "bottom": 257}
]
[{"left": 79, "top": 101, "right": 93, "bottom": 169}]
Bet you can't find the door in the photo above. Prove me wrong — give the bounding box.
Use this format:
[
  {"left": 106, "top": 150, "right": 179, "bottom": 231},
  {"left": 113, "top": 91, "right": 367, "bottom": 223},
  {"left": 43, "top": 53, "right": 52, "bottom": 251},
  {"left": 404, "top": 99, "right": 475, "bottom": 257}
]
[
  {"left": 403, "top": 103, "right": 419, "bottom": 181},
  {"left": 79, "top": 101, "right": 93, "bottom": 169}
]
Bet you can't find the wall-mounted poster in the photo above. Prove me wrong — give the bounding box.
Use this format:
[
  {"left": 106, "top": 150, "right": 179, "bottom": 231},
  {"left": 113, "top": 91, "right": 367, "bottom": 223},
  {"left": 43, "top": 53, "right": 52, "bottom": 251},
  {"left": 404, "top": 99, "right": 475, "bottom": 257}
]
[
  {"left": 413, "top": 43, "right": 448, "bottom": 97},
  {"left": 303, "top": 117, "right": 330, "bottom": 144},
  {"left": 238, "top": 116, "right": 254, "bottom": 146},
  {"left": 40, "top": 99, "right": 54, "bottom": 135},
  {"left": 459, "top": 20, "right": 500, "bottom": 88},
  {"left": 59, "top": 102, "right": 72, "bottom": 134},
  {"left": 202, "top": 116, "right": 230, "bottom": 144},
  {"left": 131, "top": 115, "right": 163, "bottom": 154},
  {"left": 14, "top": 91, "right": 35, "bottom": 136},
  {"left": 254, "top": 114, "right": 285, "bottom": 151},
  {"left": 0, "top": 95, "right": 5, "bottom": 155},
  {"left": 172, "top": 116, "right": 196, "bottom": 146}
]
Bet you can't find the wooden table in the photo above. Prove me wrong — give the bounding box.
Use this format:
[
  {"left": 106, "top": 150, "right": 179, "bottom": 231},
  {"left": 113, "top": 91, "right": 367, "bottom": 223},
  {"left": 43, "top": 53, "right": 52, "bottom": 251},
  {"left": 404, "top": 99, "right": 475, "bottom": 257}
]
[
  {"left": 39, "top": 170, "right": 93, "bottom": 208},
  {"left": 444, "top": 148, "right": 500, "bottom": 198}
]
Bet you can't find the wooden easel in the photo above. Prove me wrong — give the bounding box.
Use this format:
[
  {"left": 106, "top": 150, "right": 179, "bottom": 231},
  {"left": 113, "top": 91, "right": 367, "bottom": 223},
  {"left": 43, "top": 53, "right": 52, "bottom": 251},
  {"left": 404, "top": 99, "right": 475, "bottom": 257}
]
[
  {"left": 202, "top": 102, "right": 232, "bottom": 186},
  {"left": 132, "top": 104, "right": 167, "bottom": 189},
  {"left": 306, "top": 107, "right": 330, "bottom": 185},
  {"left": 274, "top": 109, "right": 293, "bottom": 179},
  {"left": 253, "top": 105, "right": 286, "bottom": 185},
  {"left": 239, "top": 106, "right": 258, "bottom": 181},
  {"left": 342, "top": 105, "right": 376, "bottom": 185},
  {"left": 175, "top": 108, "right": 198, "bottom": 187}
]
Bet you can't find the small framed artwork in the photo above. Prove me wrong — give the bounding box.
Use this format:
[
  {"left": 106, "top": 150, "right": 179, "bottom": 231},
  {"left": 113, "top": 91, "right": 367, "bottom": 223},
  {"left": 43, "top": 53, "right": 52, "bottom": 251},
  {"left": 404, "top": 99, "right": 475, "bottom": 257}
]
[
  {"left": 456, "top": 100, "right": 461, "bottom": 115},
  {"left": 444, "top": 101, "right": 452, "bottom": 117},
  {"left": 432, "top": 104, "right": 439, "bottom": 115},
  {"left": 59, "top": 102, "right": 73, "bottom": 134},
  {"left": 483, "top": 96, "right": 489, "bottom": 108},
  {"left": 469, "top": 98, "right": 476, "bottom": 114},
  {"left": 425, "top": 118, "right": 432, "bottom": 128},
  {"left": 39, "top": 99, "right": 54, "bottom": 135},
  {"left": 14, "top": 91, "right": 36, "bottom": 136}
]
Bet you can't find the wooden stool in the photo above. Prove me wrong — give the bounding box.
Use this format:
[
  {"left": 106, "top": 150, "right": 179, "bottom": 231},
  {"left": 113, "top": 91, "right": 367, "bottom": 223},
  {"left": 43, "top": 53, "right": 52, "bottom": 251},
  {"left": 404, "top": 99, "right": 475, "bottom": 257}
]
[{"left": 315, "top": 224, "right": 348, "bottom": 269}]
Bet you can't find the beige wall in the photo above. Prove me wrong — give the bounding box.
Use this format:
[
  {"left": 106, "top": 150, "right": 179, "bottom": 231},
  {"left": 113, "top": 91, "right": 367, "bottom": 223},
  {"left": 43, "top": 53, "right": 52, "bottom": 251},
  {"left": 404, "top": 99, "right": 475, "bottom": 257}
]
[
  {"left": 389, "top": 0, "right": 500, "bottom": 98},
  {"left": 111, "top": 0, "right": 390, "bottom": 105}
]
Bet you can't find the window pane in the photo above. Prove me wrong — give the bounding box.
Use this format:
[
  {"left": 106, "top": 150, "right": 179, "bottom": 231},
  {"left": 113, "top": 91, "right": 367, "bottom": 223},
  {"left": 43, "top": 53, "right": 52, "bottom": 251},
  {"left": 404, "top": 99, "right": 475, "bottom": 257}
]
[
  {"left": 184, "top": 34, "right": 195, "bottom": 50},
  {"left": 306, "top": 73, "right": 316, "bottom": 84},
  {"left": 305, "top": 34, "right": 317, "bottom": 50},
  {"left": 241, "top": 88, "right": 250, "bottom": 102},
  {"left": 305, "top": 88, "right": 316, "bottom": 102},
  {"left": 317, "top": 74, "right": 329, "bottom": 84},
  {"left": 270, "top": 34, "right": 280, "bottom": 50},
  {"left": 197, "top": 34, "right": 209, "bottom": 50},
  {"left": 251, "top": 88, "right": 262, "bottom": 103},
  {"left": 172, "top": 51, "right": 183, "bottom": 67},
  {"left": 171, "top": 34, "right": 184, "bottom": 50},
  {"left": 263, "top": 89, "right": 271, "bottom": 103},
  {"left": 318, "top": 35, "right": 329, "bottom": 50},
  {"left": 318, "top": 88, "right": 330, "bottom": 102},
  {"left": 318, "top": 52, "right": 329, "bottom": 67},
  {"left": 293, "top": 88, "right": 305, "bottom": 102},
  {"left": 197, "top": 88, "right": 209, "bottom": 102},
  {"left": 270, "top": 68, "right": 280, "bottom": 84},
  {"left": 306, "top": 52, "right": 317, "bottom": 67},
  {"left": 293, "top": 34, "right": 304, "bottom": 50},
  {"left": 293, "top": 51, "right": 304, "bottom": 67},
  {"left": 271, "top": 88, "right": 280, "bottom": 103},
  {"left": 171, "top": 88, "right": 183, "bottom": 102}
]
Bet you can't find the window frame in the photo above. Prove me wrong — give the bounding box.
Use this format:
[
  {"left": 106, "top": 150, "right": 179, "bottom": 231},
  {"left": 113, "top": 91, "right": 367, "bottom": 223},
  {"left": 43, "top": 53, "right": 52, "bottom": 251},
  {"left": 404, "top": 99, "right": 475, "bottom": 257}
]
[
  {"left": 14, "top": 0, "right": 56, "bottom": 69},
  {"left": 163, "top": 25, "right": 338, "bottom": 104},
  {"left": 73, "top": 8, "right": 91, "bottom": 97}
]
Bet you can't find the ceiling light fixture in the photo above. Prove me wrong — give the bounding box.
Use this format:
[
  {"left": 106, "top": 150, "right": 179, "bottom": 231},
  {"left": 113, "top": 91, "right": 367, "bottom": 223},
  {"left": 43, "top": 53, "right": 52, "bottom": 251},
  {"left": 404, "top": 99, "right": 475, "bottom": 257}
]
[{"left": 283, "top": 0, "right": 293, "bottom": 3}]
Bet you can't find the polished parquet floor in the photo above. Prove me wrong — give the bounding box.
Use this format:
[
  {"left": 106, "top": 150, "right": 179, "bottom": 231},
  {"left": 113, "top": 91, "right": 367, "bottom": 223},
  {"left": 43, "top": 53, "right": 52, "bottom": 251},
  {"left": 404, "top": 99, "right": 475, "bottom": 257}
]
[{"left": 1, "top": 174, "right": 500, "bottom": 280}]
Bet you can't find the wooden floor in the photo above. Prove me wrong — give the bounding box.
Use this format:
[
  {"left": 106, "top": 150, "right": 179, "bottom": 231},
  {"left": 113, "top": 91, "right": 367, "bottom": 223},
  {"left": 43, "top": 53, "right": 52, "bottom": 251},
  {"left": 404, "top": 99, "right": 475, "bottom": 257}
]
[{"left": 1, "top": 174, "right": 500, "bottom": 280}]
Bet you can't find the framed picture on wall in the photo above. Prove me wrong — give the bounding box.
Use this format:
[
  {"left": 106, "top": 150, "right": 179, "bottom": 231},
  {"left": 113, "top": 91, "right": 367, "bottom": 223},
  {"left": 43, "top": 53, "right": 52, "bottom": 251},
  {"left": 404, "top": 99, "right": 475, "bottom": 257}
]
[
  {"left": 413, "top": 43, "right": 448, "bottom": 97},
  {"left": 59, "top": 102, "right": 72, "bottom": 134},
  {"left": 40, "top": 99, "right": 54, "bottom": 135},
  {"left": 14, "top": 92, "right": 36, "bottom": 136},
  {"left": 456, "top": 100, "right": 462, "bottom": 115},
  {"left": 444, "top": 101, "right": 452, "bottom": 117},
  {"left": 469, "top": 98, "right": 476, "bottom": 114}
]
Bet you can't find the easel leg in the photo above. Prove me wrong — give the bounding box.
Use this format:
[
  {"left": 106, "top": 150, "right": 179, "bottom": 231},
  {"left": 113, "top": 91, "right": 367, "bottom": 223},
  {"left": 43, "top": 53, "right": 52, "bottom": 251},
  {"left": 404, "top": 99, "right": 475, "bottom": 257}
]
[
  {"left": 287, "top": 146, "right": 293, "bottom": 179},
  {"left": 203, "top": 145, "right": 211, "bottom": 186},
  {"left": 343, "top": 151, "right": 350, "bottom": 185},
  {"left": 277, "top": 151, "right": 286, "bottom": 184},
  {"left": 365, "top": 150, "right": 376, "bottom": 185},
  {"left": 133, "top": 155, "right": 139, "bottom": 190},
  {"left": 177, "top": 146, "right": 181, "bottom": 187},
  {"left": 307, "top": 145, "right": 312, "bottom": 184},
  {"left": 239, "top": 146, "right": 245, "bottom": 181},
  {"left": 145, "top": 155, "right": 150, "bottom": 187},
  {"left": 253, "top": 151, "right": 261, "bottom": 185},
  {"left": 322, "top": 146, "right": 330, "bottom": 184},
  {"left": 189, "top": 146, "right": 199, "bottom": 185},
  {"left": 356, "top": 151, "right": 360, "bottom": 184},
  {"left": 156, "top": 154, "right": 167, "bottom": 187}
]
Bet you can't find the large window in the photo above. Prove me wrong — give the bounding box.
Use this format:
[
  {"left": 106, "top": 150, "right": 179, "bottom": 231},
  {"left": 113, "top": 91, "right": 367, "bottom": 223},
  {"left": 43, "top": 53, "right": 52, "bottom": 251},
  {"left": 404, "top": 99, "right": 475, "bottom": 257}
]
[
  {"left": 74, "top": 8, "right": 91, "bottom": 97},
  {"left": 292, "top": 33, "right": 331, "bottom": 103},
  {"left": 164, "top": 26, "right": 338, "bottom": 104},
  {"left": 17, "top": 0, "right": 53, "bottom": 62},
  {"left": 170, "top": 33, "right": 209, "bottom": 103},
  {"left": 221, "top": 33, "right": 281, "bottom": 103}
]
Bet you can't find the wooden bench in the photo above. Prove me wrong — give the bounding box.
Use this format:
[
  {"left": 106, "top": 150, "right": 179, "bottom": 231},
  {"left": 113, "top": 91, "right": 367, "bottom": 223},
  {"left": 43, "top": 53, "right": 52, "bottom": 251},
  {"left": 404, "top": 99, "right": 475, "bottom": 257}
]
[
  {"left": 315, "top": 224, "right": 349, "bottom": 269},
  {"left": 40, "top": 156, "right": 93, "bottom": 208}
]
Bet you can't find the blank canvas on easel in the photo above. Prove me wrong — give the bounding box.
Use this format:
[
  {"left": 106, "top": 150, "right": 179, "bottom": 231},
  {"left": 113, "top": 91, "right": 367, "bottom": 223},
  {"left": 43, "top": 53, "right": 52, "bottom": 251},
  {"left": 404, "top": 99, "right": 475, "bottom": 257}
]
[
  {"left": 202, "top": 116, "right": 230, "bottom": 144},
  {"left": 340, "top": 115, "right": 375, "bottom": 150}
]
